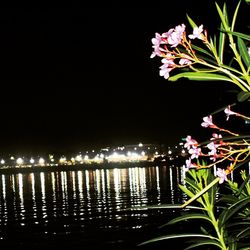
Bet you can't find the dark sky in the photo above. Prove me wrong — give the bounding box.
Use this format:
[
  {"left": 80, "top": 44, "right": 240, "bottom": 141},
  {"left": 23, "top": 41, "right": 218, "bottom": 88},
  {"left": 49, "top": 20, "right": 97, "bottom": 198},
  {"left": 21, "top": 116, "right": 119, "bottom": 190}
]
[{"left": 0, "top": 2, "right": 248, "bottom": 155}]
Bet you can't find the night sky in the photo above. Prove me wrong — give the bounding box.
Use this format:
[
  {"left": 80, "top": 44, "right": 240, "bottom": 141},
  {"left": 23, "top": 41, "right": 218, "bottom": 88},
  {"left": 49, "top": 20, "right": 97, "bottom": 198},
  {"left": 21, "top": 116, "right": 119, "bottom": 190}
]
[{"left": 0, "top": 2, "right": 248, "bottom": 155}]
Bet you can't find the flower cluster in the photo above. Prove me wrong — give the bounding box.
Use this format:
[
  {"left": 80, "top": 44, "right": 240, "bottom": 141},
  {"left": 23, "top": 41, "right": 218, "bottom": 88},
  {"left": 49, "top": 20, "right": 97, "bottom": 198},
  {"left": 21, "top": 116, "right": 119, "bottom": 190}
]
[
  {"left": 150, "top": 2, "right": 250, "bottom": 92},
  {"left": 151, "top": 24, "right": 206, "bottom": 79},
  {"left": 141, "top": 1, "right": 250, "bottom": 249},
  {"left": 184, "top": 105, "right": 250, "bottom": 184}
]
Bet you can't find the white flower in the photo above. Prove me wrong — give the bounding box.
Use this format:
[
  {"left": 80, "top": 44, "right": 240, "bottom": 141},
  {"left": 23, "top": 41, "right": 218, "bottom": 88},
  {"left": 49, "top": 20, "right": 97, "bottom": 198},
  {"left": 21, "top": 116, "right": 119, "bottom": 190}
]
[{"left": 188, "top": 25, "right": 204, "bottom": 40}]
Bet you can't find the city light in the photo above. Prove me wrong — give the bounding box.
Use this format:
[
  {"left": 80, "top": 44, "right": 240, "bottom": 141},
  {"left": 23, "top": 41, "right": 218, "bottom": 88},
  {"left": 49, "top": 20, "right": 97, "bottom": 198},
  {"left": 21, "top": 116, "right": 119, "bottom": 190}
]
[{"left": 0, "top": 143, "right": 187, "bottom": 169}]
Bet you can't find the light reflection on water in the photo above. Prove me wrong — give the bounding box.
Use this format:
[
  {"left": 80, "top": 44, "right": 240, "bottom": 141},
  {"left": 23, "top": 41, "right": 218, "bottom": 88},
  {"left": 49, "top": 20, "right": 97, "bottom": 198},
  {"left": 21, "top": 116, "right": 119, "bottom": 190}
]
[{"left": 0, "top": 165, "right": 186, "bottom": 248}]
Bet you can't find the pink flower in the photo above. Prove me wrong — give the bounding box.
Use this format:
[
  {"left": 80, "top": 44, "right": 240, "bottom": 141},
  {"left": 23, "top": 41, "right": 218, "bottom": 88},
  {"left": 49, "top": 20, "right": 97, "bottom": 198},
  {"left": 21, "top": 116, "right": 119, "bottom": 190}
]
[
  {"left": 224, "top": 105, "right": 238, "bottom": 121},
  {"left": 185, "top": 158, "right": 197, "bottom": 170},
  {"left": 162, "top": 29, "right": 174, "bottom": 39},
  {"left": 150, "top": 33, "right": 163, "bottom": 58},
  {"left": 188, "top": 147, "right": 202, "bottom": 159},
  {"left": 159, "top": 58, "right": 175, "bottom": 79},
  {"left": 201, "top": 115, "right": 216, "bottom": 128},
  {"left": 216, "top": 168, "right": 228, "bottom": 184},
  {"left": 184, "top": 135, "right": 198, "bottom": 150},
  {"left": 207, "top": 141, "right": 220, "bottom": 161},
  {"left": 211, "top": 133, "right": 222, "bottom": 140},
  {"left": 207, "top": 141, "right": 218, "bottom": 155},
  {"left": 188, "top": 25, "right": 205, "bottom": 40},
  {"left": 167, "top": 24, "right": 186, "bottom": 47}
]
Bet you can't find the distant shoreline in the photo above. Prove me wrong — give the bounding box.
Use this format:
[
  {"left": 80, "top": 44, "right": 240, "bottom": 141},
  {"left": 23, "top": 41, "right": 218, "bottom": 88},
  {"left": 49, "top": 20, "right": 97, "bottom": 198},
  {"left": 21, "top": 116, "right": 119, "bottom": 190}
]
[{"left": 0, "top": 161, "right": 167, "bottom": 174}]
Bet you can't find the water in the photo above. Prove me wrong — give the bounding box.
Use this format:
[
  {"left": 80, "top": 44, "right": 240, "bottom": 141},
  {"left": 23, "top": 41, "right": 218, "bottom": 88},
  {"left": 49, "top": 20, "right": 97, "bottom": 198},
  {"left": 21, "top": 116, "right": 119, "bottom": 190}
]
[{"left": 0, "top": 164, "right": 186, "bottom": 249}]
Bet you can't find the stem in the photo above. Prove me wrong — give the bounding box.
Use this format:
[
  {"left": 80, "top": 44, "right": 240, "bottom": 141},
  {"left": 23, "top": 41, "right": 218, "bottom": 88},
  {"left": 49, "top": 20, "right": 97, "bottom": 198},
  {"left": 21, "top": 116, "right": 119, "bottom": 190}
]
[
  {"left": 197, "top": 60, "right": 250, "bottom": 92},
  {"left": 207, "top": 210, "right": 228, "bottom": 250}
]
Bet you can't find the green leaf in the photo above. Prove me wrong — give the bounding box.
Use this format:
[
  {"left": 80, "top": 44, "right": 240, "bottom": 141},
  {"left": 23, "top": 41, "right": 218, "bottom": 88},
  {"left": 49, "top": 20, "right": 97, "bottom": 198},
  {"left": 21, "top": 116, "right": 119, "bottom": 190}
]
[
  {"left": 164, "top": 213, "right": 212, "bottom": 226},
  {"left": 181, "top": 178, "right": 220, "bottom": 208},
  {"left": 185, "top": 240, "right": 223, "bottom": 250},
  {"left": 138, "top": 234, "right": 219, "bottom": 246},
  {"left": 219, "top": 196, "right": 250, "bottom": 228},
  {"left": 218, "top": 25, "right": 226, "bottom": 63},
  {"left": 208, "top": 174, "right": 218, "bottom": 205},
  {"left": 237, "top": 91, "right": 250, "bottom": 102},
  {"left": 229, "top": 240, "right": 238, "bottom": 250},
  {"left": 218, "top": 194, "right": 239, "bottom": 204},
  {"left": 237, "top": 37, "right": 250, "bottom": 68},
  {"left": 128, "top": 204, "right": 204, "bottom": 211},
  {"left": 237, "top": 227, "right": 250, "bottom": 239},
  {"left": 179, "top": 184, "right": 195, "bottom": 199},
  {"left": 191, "top": 44, "right": 215, "bottom": 58},
  {"left": 221, "top": 30, "right": 250, "bottom": 41},
  {"left": 215, "top": 2, "right": 229, "bottom": 30},
  {"left": 235, "top": 174, "right": 250, "bottom": 197},
  {"left": 231, "top": 0, "right": 241, "bottom": 32},
  {"left": 218, "top": 3, "right": 227, "bottom": 63},
  {"left": 184, "top": 177, "right": 200, "bottom": 192},
  {"left": 186, "top": 14, "right": 197, "bottom": 29},
  {"left": 168, "top": 72, "right": 233, "bottom": 82}
]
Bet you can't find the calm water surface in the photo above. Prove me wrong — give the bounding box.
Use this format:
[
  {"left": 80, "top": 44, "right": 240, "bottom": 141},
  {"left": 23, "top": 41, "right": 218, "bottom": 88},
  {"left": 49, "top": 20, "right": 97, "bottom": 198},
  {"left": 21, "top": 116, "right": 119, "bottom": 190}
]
[{"left": 0, "top": 164, "right": 187, "bottom": 249}]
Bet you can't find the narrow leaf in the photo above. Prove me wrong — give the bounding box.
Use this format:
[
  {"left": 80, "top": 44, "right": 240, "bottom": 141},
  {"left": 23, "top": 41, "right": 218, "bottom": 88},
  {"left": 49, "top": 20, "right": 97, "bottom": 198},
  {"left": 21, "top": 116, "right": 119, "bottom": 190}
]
[
  {"left": 229, "top": 240, "right": 238, "bottom": 250},
  {"left": 231, "top": 0, "right": 241, "bottom": 31},
  {"left": 181, "top": 178, "right": 220, "bottom": 208},
  {"left": 138, "top": 234, "right": 219, "bottom": 246},
  {"left": 186, "top": 14, "right": 197, "bottom": 29},
  {"left": 221, "top": 30, "right": 250, "bottom": 41},
  {"left": 236, "top": 227, "right": 250, "bottom": 239},
  {"left": 184, "top": 177, "right": 200, "bottom": 192},
  {"left": 191, "top": 44, "right": 214, "bottom": 58},
  {"left": 237, "top": 91, "right": 250, "bottom": 102},
  {"left": 164, "top": 213, "right": 212, "bottom": 226},
  {"left": 168, "top": 72, "right": 233, "bottom": 82},
  {"left": 215, "top": 2, "right": 229, "bottom": 30},
  {"left": 179, "top": 184, "right": 195, "bottom": 199},
  {"left": 237, "top": 227, "right": 250, "bottom": 239},
  {"left": 185, "top": 240, "right": 222, "bottom": 250},
  {"left": 237, "top": 37, "right": 250, "bottom": 67},
  {"left": 218, "top": 26, "right": 226, "bottom": 63},
  {"left": 219, "top": 196, "right": 250, "bottom": 227},
  {"left": 128, "top": 204, "right": 204, "bottom": 211},
  {"left": 218, "top": 3, "right": 227, "bottom": 63}
]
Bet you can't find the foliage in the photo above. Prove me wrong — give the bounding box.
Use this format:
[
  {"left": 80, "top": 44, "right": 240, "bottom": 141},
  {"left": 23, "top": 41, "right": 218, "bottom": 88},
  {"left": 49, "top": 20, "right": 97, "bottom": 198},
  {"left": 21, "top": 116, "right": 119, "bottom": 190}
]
[
  {"left": 150, "top": 0, "right": 250, "bottom": 97},
  {"left": 139, "top": 0, "right": 250, "bottom": 249}
]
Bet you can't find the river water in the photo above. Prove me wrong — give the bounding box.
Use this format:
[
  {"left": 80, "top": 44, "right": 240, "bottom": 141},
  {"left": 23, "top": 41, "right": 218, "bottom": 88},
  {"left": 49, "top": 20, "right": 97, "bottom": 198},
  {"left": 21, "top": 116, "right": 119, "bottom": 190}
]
[{"left": 0, "top": 164, "right": 187, "bottom": 249}]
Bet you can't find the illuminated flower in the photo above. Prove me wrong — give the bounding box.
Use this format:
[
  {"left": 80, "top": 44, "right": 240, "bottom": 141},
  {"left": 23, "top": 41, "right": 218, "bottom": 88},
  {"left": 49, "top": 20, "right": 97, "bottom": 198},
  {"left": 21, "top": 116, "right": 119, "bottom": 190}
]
[
  {"left": 188, "top": 25, "right": 205, "bottom": 40},
  {"left": 159, "top": 58, "right": 175, "bottom": 79},
  {"left": 215, "top": 168, "right": 228, "bottom": 184},
  {"left": 224, "top": 105, "right": 238, "bottom": 121},
  {"left": 151, "top": 33, "right": 163, "bottom": 58},
  {"left": 207, "top": 141, "right": 220, "bottom": 161},
  {"left": 167, "top": 24, "right": 186, "bottom": 47},
  {"left": 211, "top": 133, "right": 222, "bottom": 140},
  {"left": 201, "top": 115, "right": 216, "bottom": 128},
  {"left": 184, "top": 135, "right": 198, "bottom": 150},
  {"left": 188, "top": 147, "right": 202, "bottom": 159},
  {"left": 185, "top": 158, "right": 197, "bottom": 170}
]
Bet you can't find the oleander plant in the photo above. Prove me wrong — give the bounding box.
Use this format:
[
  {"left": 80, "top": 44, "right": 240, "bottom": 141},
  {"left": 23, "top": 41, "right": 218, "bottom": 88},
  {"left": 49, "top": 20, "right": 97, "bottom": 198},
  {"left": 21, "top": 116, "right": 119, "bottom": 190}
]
[{"left": 139, "top": 0, "right": 250, "bottom": 249}]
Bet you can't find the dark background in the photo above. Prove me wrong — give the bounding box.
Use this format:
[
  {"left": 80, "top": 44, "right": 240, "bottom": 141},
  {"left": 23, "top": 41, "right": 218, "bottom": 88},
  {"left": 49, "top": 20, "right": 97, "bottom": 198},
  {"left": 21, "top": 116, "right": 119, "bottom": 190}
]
[{"left": 0, "top": 1, "right": 248, "bottom": 155}]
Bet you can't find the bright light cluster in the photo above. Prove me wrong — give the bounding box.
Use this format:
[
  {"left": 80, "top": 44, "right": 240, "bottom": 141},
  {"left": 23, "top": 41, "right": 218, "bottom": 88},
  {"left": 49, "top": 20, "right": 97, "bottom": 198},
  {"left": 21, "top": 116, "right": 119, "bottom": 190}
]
[{"left": 0, "top": 142, "right": 187, "bottom": 169}]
